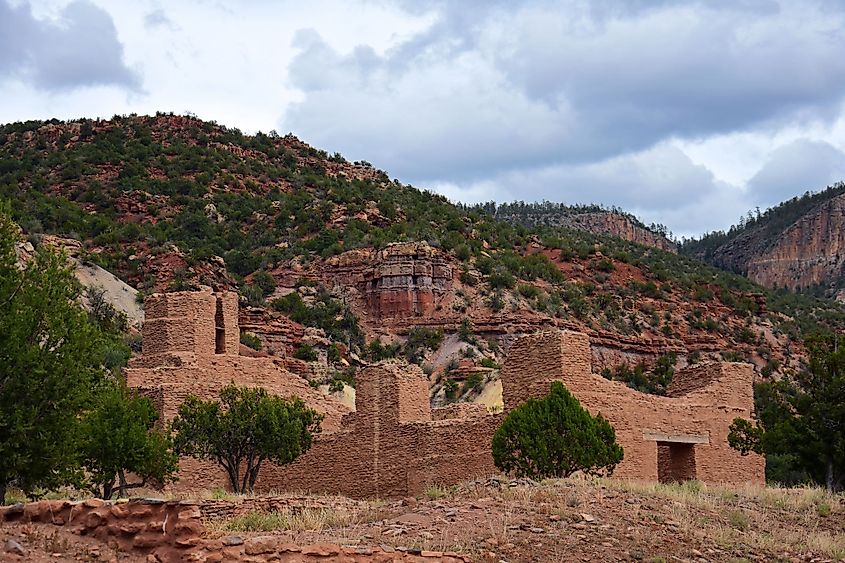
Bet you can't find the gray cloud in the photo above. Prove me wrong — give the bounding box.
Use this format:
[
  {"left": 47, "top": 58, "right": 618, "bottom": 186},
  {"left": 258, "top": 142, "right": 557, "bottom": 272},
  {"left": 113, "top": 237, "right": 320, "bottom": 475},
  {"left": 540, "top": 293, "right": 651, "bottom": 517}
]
[
  {"left": 747, "top": 140, "right": 845, "bottom": 206},
  {"left": 0, "top": 0, "right": 141, "bottom": 92},
  {"left": 281, "top": 0, "right": 845, "bottom": 234}
]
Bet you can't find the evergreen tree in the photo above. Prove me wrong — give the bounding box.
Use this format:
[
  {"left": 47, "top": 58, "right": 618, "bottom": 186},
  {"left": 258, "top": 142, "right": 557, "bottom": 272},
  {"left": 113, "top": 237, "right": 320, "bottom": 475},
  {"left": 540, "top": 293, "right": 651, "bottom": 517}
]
[
  {"left": 0, "top": 206, "right": 112, "bottom": 503},
  {"left": 171, "top": 384, "right": 322, "bottom": 494},
  {"left": 79, "top": 382, "right": 179, "bottom": 499},
  {"left": 492, "top": 381, "right": 623, "bottom": 479},
  {"left": 729, "top": 333, "right": 845, "bottom": 491}
]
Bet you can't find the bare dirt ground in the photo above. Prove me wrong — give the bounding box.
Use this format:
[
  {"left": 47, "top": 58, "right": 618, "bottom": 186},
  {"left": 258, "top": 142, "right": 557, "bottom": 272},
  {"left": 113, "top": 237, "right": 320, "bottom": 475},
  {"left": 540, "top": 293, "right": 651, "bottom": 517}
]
[{"left": 2, "top": 477, "right": 843, "bottom": 562}]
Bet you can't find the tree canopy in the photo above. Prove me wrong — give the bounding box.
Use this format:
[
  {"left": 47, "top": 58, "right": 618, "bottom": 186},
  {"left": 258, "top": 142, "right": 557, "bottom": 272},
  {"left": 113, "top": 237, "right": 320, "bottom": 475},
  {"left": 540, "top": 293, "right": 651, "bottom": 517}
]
[
  {"left": 170, "top": 383, "right": 323, "bottom": 494},
  {"left": 0, "top": 205, "right": 114, "bottom": 503},
  {"left": 729, "top": 332, "right": 845, "bottom": 491},
  {"left": 492, "top": 381, "right": 623, "bottom": 480},
  {"left": 79, "top": 381, "right": 179, "bottom": 499}
]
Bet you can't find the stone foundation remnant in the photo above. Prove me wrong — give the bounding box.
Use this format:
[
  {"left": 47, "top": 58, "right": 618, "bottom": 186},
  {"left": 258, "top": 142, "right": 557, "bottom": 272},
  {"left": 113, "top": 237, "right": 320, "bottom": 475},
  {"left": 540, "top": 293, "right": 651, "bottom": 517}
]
[
  {"left": 127, "top": 290, "right": 763, "bottom": 497},
  {"left": 0, "top": 498, "right": 471, "bottom": 562}
]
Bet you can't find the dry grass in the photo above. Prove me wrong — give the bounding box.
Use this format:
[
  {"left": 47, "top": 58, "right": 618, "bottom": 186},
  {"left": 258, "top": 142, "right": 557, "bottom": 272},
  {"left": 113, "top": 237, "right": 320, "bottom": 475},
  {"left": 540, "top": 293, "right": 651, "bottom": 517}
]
[
  {"left": 212, "top": 507, "right": 359, "bottom": 533},
  {"left": 598, "top": 478, "right": 845, "bottom": 559},
  {"left": 423, "top": 483, "right": 451, "bottom": 500}
]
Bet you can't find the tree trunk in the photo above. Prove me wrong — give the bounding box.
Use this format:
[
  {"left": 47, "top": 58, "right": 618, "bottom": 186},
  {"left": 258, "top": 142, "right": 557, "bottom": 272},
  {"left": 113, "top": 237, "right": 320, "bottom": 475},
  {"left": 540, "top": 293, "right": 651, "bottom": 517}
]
[
  {"left": 118, "top": 470, "right": 127, "bottom": 498},
  {"left": 223, "top": 461, "right": 240, "bottom": 494},
  {"left": 826, "top": 454, "right": 835, "bottom": 493},
  {"left": 101, "top": 480, "right": 115, "bottom": 500},
  {"left": 241, "top": 453, "right": 255, "bottom": 494},
  {"left": 247, "top": 460, "right": 262, "bottom": 493},
  {"left": 0, "top": 483, "right": 6, "bottom": 506}
]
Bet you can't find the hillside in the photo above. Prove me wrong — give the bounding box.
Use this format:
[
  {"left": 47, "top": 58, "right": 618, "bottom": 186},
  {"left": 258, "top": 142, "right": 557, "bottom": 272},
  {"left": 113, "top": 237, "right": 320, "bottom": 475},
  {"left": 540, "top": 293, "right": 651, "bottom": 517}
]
[
  {"left": 682, "top": 183, "right": 845, "bottom": 300},
  {"left": 474, "top": 201, "right": 677, "bottom": 252},
  {"left": 3, "top": 114, "right": 845, "bottom": 399}
]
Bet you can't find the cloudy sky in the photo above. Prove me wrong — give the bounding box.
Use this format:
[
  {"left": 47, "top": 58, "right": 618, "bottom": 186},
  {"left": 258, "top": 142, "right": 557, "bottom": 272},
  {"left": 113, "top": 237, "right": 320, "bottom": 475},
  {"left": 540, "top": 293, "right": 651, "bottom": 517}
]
[{"left": 3, "top": 0, "right": 845, "bottom": 237}]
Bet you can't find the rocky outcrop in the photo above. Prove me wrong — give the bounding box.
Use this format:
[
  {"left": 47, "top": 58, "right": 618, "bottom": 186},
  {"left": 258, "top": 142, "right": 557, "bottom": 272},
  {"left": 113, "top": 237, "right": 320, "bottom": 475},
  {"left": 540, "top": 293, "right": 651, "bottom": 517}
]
[
  {"left": 15, "top": 233, "right": 144, "bottom": 327},
  {"left": 701, "top": 193, "right": 845, "bottom": 297},
  {"left": 746, "top": 194, "right": 845, "bottom": 293},
  {"left": 325, "top": 242, "right": 453, "bottom": 319},
  {"left": 499, "top": 211, "right": 677, "bottom": 252}
]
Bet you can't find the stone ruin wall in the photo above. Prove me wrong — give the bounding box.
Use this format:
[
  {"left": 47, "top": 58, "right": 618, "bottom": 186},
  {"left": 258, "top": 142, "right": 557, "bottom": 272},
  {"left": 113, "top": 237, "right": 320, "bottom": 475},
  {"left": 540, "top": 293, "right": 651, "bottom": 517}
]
[
  {"left": 125, "top": 289, "right": 352, "bottom": 492},
  {"left": 127, "top": 290, "right": 763, "bottom": 499},
  {"left": 259, "top": 364, "right": 502, "bottom": 498},
  {"left": 501, "top": 330, "right": 764, "bottom": 485}
]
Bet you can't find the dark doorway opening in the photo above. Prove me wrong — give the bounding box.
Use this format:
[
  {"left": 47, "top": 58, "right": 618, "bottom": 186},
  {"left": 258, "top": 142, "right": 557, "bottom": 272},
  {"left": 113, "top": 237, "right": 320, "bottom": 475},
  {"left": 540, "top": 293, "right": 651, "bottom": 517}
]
[
  {"left": 215, "top": 296, "right": 226, "bottom": 354},
  {"left": 657, "top": 442, "right": 696, "bottom": 483}
]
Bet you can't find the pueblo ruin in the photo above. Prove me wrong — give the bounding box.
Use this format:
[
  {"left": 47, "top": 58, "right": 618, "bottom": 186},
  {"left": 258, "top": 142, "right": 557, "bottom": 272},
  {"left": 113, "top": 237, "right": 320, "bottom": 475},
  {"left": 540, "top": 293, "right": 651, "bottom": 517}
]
[{"left": 126, "top": 289, "right": 764, "bottom": 497}]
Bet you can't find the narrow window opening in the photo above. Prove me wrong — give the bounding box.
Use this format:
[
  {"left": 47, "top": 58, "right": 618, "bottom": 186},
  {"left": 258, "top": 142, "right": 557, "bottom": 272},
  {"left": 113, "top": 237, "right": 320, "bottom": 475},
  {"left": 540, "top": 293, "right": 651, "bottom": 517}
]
[{"left": 215, "top": 296, "right": 226, "bottom": 354}]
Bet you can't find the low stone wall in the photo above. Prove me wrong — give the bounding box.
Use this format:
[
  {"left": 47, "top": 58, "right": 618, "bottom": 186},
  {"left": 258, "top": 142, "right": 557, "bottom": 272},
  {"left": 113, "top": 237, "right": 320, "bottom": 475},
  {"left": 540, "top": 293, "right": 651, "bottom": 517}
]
[
  {"left": 0, "top": 497, "right": 204, "bottom": 560},
  {"left": 0, "top": 498, "right": 471, "bottom": 562}
]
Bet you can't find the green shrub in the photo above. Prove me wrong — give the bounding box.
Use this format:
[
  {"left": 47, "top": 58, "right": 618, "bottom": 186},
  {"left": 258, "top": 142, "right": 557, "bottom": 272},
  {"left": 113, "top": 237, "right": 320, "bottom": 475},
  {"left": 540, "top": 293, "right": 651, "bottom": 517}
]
[
  {"left": 240, "top": 332, "right": 262, "bottom": 351},
  {"left": 492, "top": 381, "right": 623, "bottom": 479},
  {"left": 251, "top": 271, "right": 276, "bottom": 297},
  {"left": 518, "top": 284, "right": 540, "bottom": 299},
  {"left": 480, "top": 357, "right": 500, "bottom": 369},
  {"left": 488, "top": 267, "right": 515, "bottom": 289},
  {"left": 366, "top": 339, "right": 399, "bottom": 361},
  {"left": 458, "top": 318, "right": 474, "bottom": 343},
  {"left": 405, "top": 326, "right": 444, "bottom": 363},
  {"left": 293, "top": 344, "right": 317, "bottom": 361}
]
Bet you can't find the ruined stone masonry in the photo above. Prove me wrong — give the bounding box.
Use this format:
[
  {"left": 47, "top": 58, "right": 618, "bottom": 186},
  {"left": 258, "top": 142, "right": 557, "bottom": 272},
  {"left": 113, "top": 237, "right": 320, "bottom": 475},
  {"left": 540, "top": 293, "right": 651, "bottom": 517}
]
[
  {"left": 500, "top": 331, "right": 764, "bottom": 485},
  {"left": 127, "top": 290, "right": 763, "bottom": 498},
  {"left": 125, "top": 288, "right": 350, "bottom": 491}
]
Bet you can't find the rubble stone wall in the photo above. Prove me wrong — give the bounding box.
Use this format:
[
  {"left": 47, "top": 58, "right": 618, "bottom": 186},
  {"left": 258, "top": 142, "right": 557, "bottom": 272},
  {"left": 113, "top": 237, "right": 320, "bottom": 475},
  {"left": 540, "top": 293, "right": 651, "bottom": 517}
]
[
  {"left": 0, "top": 498, "right": 471, "bottom": 562},
  {"left": 499, "top": 330, "right": 764, "bottom": 485},
  {"left": 127, "top": 290, "right": 762, "bottom": 498}
]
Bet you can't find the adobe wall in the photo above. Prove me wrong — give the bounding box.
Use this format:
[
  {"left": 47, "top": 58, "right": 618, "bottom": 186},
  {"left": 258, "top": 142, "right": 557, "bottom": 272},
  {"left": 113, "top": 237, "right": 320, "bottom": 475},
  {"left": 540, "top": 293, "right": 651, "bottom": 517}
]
[
  {"left": 259, "top": 363, "right": 501, "bottom": 498},
  {"left": 500, "top": 330, "right": 764, "bottom": 485},
  {"left": 127, "top": 289, "right": 762, "bottom": 497},
  {"left": 125, "top": 289, "right": 352, "bottom": 493}
]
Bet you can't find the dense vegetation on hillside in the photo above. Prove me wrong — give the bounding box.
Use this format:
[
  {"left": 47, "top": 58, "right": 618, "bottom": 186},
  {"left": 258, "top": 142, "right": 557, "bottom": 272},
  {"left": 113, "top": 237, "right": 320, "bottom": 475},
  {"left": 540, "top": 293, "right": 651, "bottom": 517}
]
[
  {"left": 2, "top": 114, "right": 844, "bottom": 349},
  {"left": 4, "top": 114, "right": 845, "bottom": 489},
  {"left": 468, "top": 200, "right": 673, "bottom": 240}
]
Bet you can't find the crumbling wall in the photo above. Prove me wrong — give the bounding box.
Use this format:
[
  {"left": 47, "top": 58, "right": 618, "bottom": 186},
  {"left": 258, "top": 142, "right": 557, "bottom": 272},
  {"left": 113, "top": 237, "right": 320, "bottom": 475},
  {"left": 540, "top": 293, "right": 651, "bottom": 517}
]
[
  {"left": 125, "top": 290, "right": 352, "bottom": 493},
  {"left": 128, "top": 289, "right": 762, "bottom": 497},
  {"left": 0, "top": 499, "right": 471, "bottom": 562},
  {"left": 500, "top": 330, "right": 764, "bottom": 485},
  {"left": 432, "top": 402, "right": 489, "bottom": 420},
  {"left": 260, "top": 364, "right": 501, "bottom": 498}
]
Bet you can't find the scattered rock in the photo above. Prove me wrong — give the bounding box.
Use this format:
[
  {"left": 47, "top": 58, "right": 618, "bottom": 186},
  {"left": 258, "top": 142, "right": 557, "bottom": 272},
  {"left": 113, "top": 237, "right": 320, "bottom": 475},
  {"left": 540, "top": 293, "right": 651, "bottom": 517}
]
[
  {"left": 4, "top": 539, "right": 25, "bottom": 556},
  {"left": 244, "top": 535, "right": 277, "bottom": 555},
  {"left": 222, "top": 535, "right": 244, "bottom": 546}
]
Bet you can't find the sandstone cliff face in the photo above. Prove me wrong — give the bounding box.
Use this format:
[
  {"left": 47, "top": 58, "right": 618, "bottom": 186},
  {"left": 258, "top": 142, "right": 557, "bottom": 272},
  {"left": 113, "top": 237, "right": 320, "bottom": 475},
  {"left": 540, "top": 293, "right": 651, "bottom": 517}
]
[
  {"left": 324, "top": 242, "right": 453, "bottom": 319},
  {"left": 703, "top": 193, "right": 845, "bottom": 296},
  {"left": 746, "top": 194, "right": 845, "bottom": 293},
  {"left": 499, "top": 211, "right": 676, "bottom": 252}
]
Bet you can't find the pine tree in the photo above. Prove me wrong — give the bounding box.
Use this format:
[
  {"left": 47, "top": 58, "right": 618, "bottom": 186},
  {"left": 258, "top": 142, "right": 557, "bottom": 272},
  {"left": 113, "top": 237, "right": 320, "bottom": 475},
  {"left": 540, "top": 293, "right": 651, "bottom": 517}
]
[
  {"left": 729, "top": 333, "right": 845, "bottom": 491},
  {"left": 492, "top": 381, "right": 623, "bottom": 479}
]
